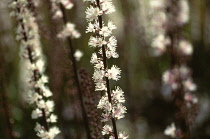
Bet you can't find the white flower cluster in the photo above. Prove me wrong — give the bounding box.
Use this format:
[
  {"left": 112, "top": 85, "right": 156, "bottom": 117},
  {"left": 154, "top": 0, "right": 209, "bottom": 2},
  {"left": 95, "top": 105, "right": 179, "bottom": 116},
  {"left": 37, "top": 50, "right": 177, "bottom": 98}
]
[
  {"left": 49, "top": 0, "right": 81, "bottom": 39},
  {"left": 150, "top": 0, "right": 190, "bottom": 56},
  {"left": 150, "top": 0, "right": 168, "bottom": 56},
  {"left": 162, "top": 65, "right": 198, "bottom": 109},
  {"left": 35, "top": 123, "right": 60, "bottom": 139},
  {"left": 50, "top": 0, "right": 74, "bottom": 19},
  {"left": 10, "top": 0, "right": 60, "bottom": 138},
  {"left": 98, "top": 87, "right": 127, "bottom": 122},
  {"left": 164, "top": 123, "right": 176, "bottom": 138},
  {"left": 85, "top": 0, "right": 128, "bottom": 138},
  {"left": 154, "top": 0, "right": 198, "bottom": 137},
  {"left": 162, "top": 66, "right": 197, "bottom": 92},
  {"left": 74, "top": 49, "right": 84, "bottom": 61},
  {"left": 57, "top": 22, "right": 81, "bottom": 39}
]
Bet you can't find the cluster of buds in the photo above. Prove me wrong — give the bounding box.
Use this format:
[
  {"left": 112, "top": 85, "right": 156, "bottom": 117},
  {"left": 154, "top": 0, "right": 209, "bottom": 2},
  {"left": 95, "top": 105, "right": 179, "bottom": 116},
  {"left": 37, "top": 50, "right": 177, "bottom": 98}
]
[
  {"left": 79, "top": 69, "right": 103, "bottom": 139},
  {"left": 162, "top": 65, "right": 197, "bottom": 94},
  {"left": 9, "top": 0, "right": 60, "bottom": 138},
  {"left": 84, "top": 0, "right": 128, "bottom": 138},
  {"left": 50, "top": 0, "right": 73, "bottom": 19}
]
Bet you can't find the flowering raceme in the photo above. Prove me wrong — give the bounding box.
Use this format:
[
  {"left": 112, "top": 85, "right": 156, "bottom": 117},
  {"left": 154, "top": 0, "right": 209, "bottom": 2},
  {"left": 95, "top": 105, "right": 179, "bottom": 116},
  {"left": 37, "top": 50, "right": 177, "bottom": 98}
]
[
  {"left": 84, "top": 0, "right": 128, "bottom": 138},
  {"left": 149, "top": 0, "right": 198, "bottom": 138},
  {"left": 49, "top": 1, "right": 94, "bottom": 138},
  {"left": 10, "top": 0, "right": 60, "bottom": 138}
]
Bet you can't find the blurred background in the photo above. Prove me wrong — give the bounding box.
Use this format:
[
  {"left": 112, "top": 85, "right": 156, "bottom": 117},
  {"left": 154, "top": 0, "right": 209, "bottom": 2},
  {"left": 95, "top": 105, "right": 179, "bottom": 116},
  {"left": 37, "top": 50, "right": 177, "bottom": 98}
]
[{"left": 0, "top": 0, "right": 210, "bottom": 138}]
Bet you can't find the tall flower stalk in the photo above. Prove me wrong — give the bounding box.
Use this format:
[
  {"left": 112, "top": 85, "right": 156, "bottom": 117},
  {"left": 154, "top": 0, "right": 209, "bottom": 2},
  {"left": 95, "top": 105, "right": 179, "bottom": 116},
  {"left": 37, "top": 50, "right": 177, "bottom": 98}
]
[
  {"left": 84, "top": 0, "right": 128, "bottom": 138},
  {"left": 10, "top": 0, "right": 60, "bottom": 138},
  {"left": 150, "top": 0, "right": 198, "bottom": 138},
  {"left": 48, "top": 0, "right": 92, "bottom": 138}
]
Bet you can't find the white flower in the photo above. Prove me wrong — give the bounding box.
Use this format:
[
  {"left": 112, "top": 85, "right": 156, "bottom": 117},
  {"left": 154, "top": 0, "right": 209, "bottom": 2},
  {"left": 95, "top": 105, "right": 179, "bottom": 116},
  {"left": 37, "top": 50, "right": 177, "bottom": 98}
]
[
  {"left": 90, "top": 53, "right": 98, "bottom": 64},
  {"left": 95, "top": 81, "right": 107, "bottom": 91},
  {"left": 9, "top": 1, "right": 17, "bottom": 9},
  {"left": 47, "top": 114, "right": 58, "bottom": 123},
  {"left": 47, "top": 127, "right": 60, "bottom": 139},
  {"left": 42, "top": 87, "right": 53, "bottom": 97},
  {"left": 183, "top": 79, "right": 197, "bottom": 92},
  {"left": 88, "top": 36, "right": 98, "bottom": 47},
  {"left": 106, "top": 49, "right": 119, "bottom": 59},
  {"left": 57, "top": 22, "right": 81, "bottom": 39},
  {"left": 106, "top": 65, "right": 121, "bottom": 81},
  {"left": 40, "top": 75, "right": 49, "bottom": 83},
  {"left": 101, "top": 0, "right": 115, "bottom": 14},
  {"left": 36, "top": 58, "right": 45, "bottom": 73},
  {"left": 71, "top": 30, "right": 81, "bottom": 38},
  {"left": 61, "top": 0, "right": 74, "bottom": 9},
  {"left": 164, "top": 123, "right": 176, "bottom": 138},
  {"left": 179, "top": 65, "right": 190, "bottom": 78},
  {"left": 86, "top": 6, "right": 100, "bottom": 21},
  {"left": 66, "top": 23, "right": 75, "bottom": 34},
  {"left": 93, "top": 69, "right": 105, "bottom": 82},
  {"left": 32, "top": 108, "right": 42, "bottom": 119},
  {"left": 102, "top": 125, "right": 112, "bottom": 135},
  {"left": 107, "top": 36, "right": 117, "bottom": 48},
  {"left": 97, "top": 95, "right": 109, "bottom": 109},
  {"left": 112, "top": 103, "right": 127, "bottom": 120},
  {"left": 28, "top": 91, "right": 42, "bottom": 104},
  {"left": 94, "top": 60, "right": 104, "bottom": 69},
  {"left": 45, "top": 100, "right": 55, "bottom": 112},
  {"left": 34, "top": 123, "right": 42, "bottom": 132},
  {"left": 37, "top": 100, "right": 46, "bottom": 109},
  {"left": 101, "top": 112, "right": 110, "bottom": 122},
  {"left": 108, "top": 21, "right": 117, "bottom": 30},
  {"left": 74, "top": 50, "right": 84, "bottom": 61},
  {"left": 86, "top": 22, "right": 95, "bottom": 33},
  {"left": 100, "top": 26, "right": 112, "bottom": 37},
  {"left": 109, "top": 136, "right": 115, "bottom": 139},
  {"left": 112, "top": 87, "right": 125, "bottom": 103},
  {"left": 162, "top": 69, "right": 178, "bottom": 90},
  {"left": 89, "top": 36, "right": 106, "bottom": 47},
  {"left": 178, "top": 0, "right": 189, "bottom": 24},
  {"left": 118, "top": 132, "right": 129, "bottom": 139},
  {"left": 53, "top": 10, "right": 63, "bottom": 19},
  {"left": 151, "top": 34, "right": 170, "bottom": 56},
  {"left": 178, "top": 40, "right": 193, "bottom": 56}
]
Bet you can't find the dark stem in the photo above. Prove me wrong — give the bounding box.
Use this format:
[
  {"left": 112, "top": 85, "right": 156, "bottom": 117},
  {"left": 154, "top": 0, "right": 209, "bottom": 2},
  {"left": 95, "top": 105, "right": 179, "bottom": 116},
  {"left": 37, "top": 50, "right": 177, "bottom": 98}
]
[
  {"left": 0, "top": 50, "right": 15, "bottom": 139},
  {"left": 14, "top": 0, "right": 49, "bottom": 131},
  {"left": 168, "top": 30, "right": 190, "bottom": 139},
  {"left": 60, "top": 5, "right": 92, "bottom": 139},
  {"left": 0, "top": 82, "right": 15, "bottom": 139},
  {"left": 95, "top": 0, "right": 119, "bottom": 138}
]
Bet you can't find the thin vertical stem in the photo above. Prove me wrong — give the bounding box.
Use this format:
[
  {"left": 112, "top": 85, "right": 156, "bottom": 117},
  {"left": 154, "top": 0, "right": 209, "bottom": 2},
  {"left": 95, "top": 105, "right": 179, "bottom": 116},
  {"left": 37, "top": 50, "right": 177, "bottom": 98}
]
[
  {"left": 0, "top": 50, "right": 15, "bottom": 139},
  {"left": 60, "top": 5, "right": 92, "bottom": 139},
  {"left": 95, "top": 0, "right": 119, "bottom": 138}
]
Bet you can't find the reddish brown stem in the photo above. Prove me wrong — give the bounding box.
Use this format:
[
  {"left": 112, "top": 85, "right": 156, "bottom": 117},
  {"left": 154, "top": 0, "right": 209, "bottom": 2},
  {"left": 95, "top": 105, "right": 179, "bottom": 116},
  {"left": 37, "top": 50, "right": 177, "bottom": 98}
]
[{"left": 59, "top": 4, "right": 92, "bottom": 139}]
